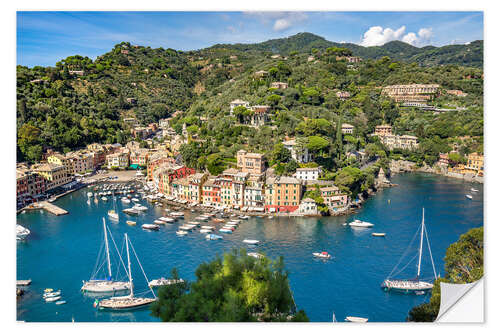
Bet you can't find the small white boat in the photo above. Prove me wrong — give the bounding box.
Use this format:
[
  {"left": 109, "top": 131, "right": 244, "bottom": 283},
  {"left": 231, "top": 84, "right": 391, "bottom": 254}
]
[
  {"left": 123, "top": 208, "right": 139, "bottom": 215},
  {"left": 43, "top": 290, "right": 61, "bottom": 298},
  {"left": 132, "top": 198, "right": 140, "bottom": 202},
  {"left": 349, "top": 219, "right": 374, "bottom": 228},
  {"left": 201, "top": 226, "right": 215, "bottom": 230},
  {"left": 159, "top": 217, "right": 175, "bottom": 223},
  {"left": 176, "top": 230, "right": 188, "bottom": 236},
  {"left": 206, "top": 234, "right": 223, "bottom": 240},
  {"left": 240, "top": 215, "right": 250, "bottom": 220},
  {"left": 219, "top": 228, "right": 233, "bottom": 234},
  {"left": 466, "top": 195, "right": 473, "bottom": 200},
  {"left": 87, "top": 192, "right": 93, "bottom": 197},
  {"left": 248, "top": 252, "right": 264, "bottom": 259},
  {"left": 415, "top": 291, "right": 426, "bottom": 295},
  {"left": 188, "top": 221, "right": 200, "bottom": 226},
  {"left": 471, "top": 188, "right": 478, "bottom": 192},
  {"left": 195, "top": 216, "right": 208, "bottom": 221},
  {"left": 170, "top": 212, "right": 184, "bottom": 218},
  {"left": 243, "top": 239, "right": 259, "bottom": 245},
  {"left": 102, "top": 196, "right": 108, "bottom": 201},
  {"left": 200, "top": 229, "right": 212, "bottom": 233},
  {"left": 107, "top": 210, "right": 119, "bottom": 220},
  {"left": 372, "top": 233, "right": 386, "bottom": 237},
  {"left": 126, "top": 221, "right": 137, "bottom": 226},
  {"left": 154, "top": 219, "right": 166, "bottom": 225},
  {"left": 142, "top": 224, "right": 159, "bottom": 231},
  {"left": 345, "top": 316, "right": 368, "bottom": 323},
  {"left": 313, "top": 252, "right": 331, "bottom": 259},
  {"left": 16, "top": 225, "right": 30, "bottom": 240},
  {"left": 268, "top": 216, "right": 273, "bottom": 219},
  {"left": 121, "top": 197, "right": 131, "bottom": 204},
  {"left": 133, "top": 204, "right": 148, "bottom": 211},
  {"left": 45, "top": 296, "right": 62, "bottom": 302},
  {"left": 55, "top": 300, "right": 66, "bottom": 305},
  {"left": 148, "top": 278, "right": 184, "bottom": 288}
]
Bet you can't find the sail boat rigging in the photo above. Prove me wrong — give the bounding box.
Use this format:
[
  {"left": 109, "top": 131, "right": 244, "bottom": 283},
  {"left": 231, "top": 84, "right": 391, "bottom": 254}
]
[
  {"left": 381, "top": 208, "right": 437, "bottom": 293},
  {"left": 97, "top": 233, "right": 156, "bottom": 310},
  {"left": 108, "top": 195, "right": 119, "bottom": 220},
  {"left": 81, "top": 218, "right": 131, "bottom": 294}
]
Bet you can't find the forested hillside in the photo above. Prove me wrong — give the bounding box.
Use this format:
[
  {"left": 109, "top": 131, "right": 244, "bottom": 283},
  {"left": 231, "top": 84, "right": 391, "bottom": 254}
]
[{"left": 17, "top": 34, "right": 484, "bottom": 176}]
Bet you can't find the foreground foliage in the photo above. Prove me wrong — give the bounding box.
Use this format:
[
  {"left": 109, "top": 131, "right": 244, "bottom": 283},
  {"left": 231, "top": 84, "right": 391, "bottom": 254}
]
[{"left": 150, "top": 249, "right": 309, "bottom": 322}]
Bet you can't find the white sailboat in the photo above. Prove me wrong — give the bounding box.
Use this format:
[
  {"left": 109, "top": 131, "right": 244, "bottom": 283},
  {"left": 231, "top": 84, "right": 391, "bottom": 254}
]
[
  {"left": 108, "top": 196, "right": 119, "bottom": 221},
  {"left": 81, "top": 218, "right": 131, "bottom": 293},
  {"left": 381, "top": 208, "right": 437, "bottom": 293},
  {"left": 97, "top": 233, "right": 156, "bottom": 310}
]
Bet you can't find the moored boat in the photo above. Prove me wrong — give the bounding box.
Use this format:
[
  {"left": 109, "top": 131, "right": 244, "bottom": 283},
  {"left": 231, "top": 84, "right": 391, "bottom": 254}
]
[
  {"left": 466, "top": 194, "right": 473, "bottom": 200},
  {"left": 45, "top": 296, "right": 62, "bottom": 302},
  {"left": 372, "top": 233, "right": 386, "bottom": 237},
  {"left": 243, "top": 239, "right": 259, "bottom": 245},
  {"left": 349, "top": 219, "right": 374, "bottom": 228},
  {"left": 345, "top": 316, "right": 368, "bottom": 323},
  {"left": 206, "top": 234, "right": 223, "bottom": 240},
  {"left": 107, "top": 210, "right": 119, "bottom": 220},
  {"left": 126, "top": 221, "right": 137, "bottom": 226},
  {"left": 176, "top": 230, "right": 188, "bottom": 236},
  {"left": 148, "top": 278, "right": 184, "bottom": 288},
  {"left": 123, "top": 208, "right": 139, "bottom": 215},
  {"left": 142, "top": 224, "right": 159, "bottom": 231},
  {"left": 16, "top": 224, "right": 30, "bottom": 241},
  {"left": 313, "top": 251, "right": 331, "bottom": 259},
  {"left": 219, "top": 228, "right": 233, "bottom": 234},
  {"left": 200, "top": 229, "right": 211, "bottom": 233}
]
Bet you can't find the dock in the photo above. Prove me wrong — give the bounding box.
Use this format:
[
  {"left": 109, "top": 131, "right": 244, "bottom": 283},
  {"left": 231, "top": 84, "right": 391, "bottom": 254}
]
[
  {"left": 40, "top": 202, "right": 68, "bottom": 215},
  {"left": 16, "top": 279, "right": 32, "bottom": 286},
  {"left": 24, "top": 201, "right": 68, "bottom": 216}
]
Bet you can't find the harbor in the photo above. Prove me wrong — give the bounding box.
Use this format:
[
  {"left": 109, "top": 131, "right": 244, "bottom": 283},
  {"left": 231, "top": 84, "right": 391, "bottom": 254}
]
[{"left": 16, "top": 173, "right": 483, "bottom": 322}]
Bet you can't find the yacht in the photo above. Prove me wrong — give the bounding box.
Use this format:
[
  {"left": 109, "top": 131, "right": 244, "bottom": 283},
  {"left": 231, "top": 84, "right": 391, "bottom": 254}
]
[
  {"left": 148, "top": 278, "right": 184, "bottom": 288},
  {"left": 16, "top": 225, "right": 30, "bottom": 241},
  {"left": 349, "top": 219, "right": 374, "bottom": 228},
  {"left": 142, "top": 224, "right": 160, "bottom": 231}
]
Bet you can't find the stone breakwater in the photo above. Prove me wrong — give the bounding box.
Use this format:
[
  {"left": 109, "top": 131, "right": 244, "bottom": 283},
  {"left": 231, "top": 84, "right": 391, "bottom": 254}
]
[{"left": 390, "top": 159, "right": 484, "bottom": 184}]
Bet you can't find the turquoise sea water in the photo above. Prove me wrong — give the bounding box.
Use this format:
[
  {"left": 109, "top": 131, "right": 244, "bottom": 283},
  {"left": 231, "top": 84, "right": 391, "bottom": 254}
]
[{"left": 16, "top": 173, "right": 483, "bottom": 322}]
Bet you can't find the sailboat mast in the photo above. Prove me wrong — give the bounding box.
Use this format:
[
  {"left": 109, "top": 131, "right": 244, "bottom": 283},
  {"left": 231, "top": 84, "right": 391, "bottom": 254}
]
[
  {"left": 103, "top": 218, "right": 112, "bottom": 278},
  {"left": 417, "top": 208, "right": 425, "bottom": 279},
  {"left": 125, "top": 233, "right": 133, "bottom": 297}
]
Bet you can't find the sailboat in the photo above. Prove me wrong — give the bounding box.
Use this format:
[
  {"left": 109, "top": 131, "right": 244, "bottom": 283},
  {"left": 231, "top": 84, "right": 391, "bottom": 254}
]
[
  {"left": 81, "top": 218, "right": 131, "bottom": 293},
  {"left": 97, "top": 233, "right": 157, "bottom": 310},
  {"left": 108, "top": 196, "right": 119, "bottom": 220},
  {"left": 381, "top": 208, "right": 437, "bottom": 293}
]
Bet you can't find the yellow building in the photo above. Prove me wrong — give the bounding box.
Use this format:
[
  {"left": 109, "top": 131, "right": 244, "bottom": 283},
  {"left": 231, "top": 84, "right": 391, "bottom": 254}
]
[
  {"left": 33, "top": 163, "right": 71, "bottom": 190},
  {"left": 47, "top": 153, "right": 73, "bottom": 177},
  {"left": 465, "top": 152, "right": 484, "bottom": 176},
  {"left": 265, "top": 176, "right": 302, "bottom": 213}
]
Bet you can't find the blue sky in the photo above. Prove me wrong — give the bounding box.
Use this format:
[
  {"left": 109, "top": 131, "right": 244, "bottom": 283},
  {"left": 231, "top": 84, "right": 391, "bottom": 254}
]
[{"left": 17, "top": 11, "right": 483, "bottom": 67}]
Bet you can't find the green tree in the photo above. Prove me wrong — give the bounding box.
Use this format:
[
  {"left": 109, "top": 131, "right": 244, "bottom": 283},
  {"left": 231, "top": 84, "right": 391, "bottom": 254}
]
[
  {"left": 150, "top": 249, "right": 309, "bottom": 322},
  {"left": 271, "top": 143, "right": 292, "bottom": 165}
]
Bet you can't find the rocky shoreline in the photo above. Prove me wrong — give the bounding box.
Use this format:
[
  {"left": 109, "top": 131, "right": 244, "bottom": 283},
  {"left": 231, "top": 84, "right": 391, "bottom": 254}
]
[{"left": 390, "top": 159, "right": 484, "bottom": 184}]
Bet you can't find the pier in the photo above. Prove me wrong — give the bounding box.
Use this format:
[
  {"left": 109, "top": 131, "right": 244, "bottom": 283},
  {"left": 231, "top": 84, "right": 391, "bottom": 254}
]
[{"left": 24, "top": 201, "right": 68, "bottom": 216}]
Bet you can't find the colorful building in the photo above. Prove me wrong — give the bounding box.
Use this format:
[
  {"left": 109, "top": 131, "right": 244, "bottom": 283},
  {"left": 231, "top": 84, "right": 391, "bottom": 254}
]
[
  {"left": 237, "top": 150, "right": 266, "bottom": 175},
  {"left": 265, "top": 176, "right": 302, "bottom": 213},
  {"left": 33, "top": 163, "right": 71, "bottom": 191},
  {"left": 321, "top": 186, "right": 349, "bottom": 213}
]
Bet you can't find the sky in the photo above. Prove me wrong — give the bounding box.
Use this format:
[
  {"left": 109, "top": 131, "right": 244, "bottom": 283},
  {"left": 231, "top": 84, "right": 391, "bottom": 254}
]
[{"left": 17, "top": 11, "right": 483, "bottom": 67}]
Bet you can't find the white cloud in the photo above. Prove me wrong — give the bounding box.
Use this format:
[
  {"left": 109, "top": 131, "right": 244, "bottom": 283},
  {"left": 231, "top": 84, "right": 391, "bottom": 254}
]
[
  {"left": 360, "top": 26, "right": 406, "bottom": 46},
  {"left": 360, "top": 25, "right": 433, "bottom": 47},
  {"left": 244, "top": 12, "right": 307, "bottom": 32}
]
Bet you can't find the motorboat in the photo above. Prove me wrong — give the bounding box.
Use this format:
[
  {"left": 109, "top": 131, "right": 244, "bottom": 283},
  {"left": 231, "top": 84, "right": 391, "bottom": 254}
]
[
  {"left": 243, "top": 239, "right": 259, "bottom": 245},
  {"left": 148, "top": 278, "right": 184, "bottom": 288},
  {"left": 121, "top": 197, "right": 131, "bottom": 204},
  {"left": 372, "top": 233, "right": 386, "bottom": 237},
  {"left": 16, "top": 225, "right": 30, "bottom": 241},
  {"left": 43, "top": 290, "right": 61, "bottom": 298},
  {"left": 200, "top": 229, "right": 212, "bottom": 233},
  {"left": 170, "top": 212, "right": 184, "bottom": 218},
  {"left": 466, "top": 195, "right": 473, "bottom": 200},
  {"left": 45, "top": 296, "right": 62, "bottom": 302},
  {"left": 132, "top": 198, "right": 140, "bottom": 203},
  {"left": 240, "top": 215, "right": 250, "bottom": 220},
  {"left": 87, "top": 192, "right": 93, "bottom": 197},
  {"left": 102, "top": 196, "right": 108, "bottom": 201},
  {"left": 176, "top": 230, "right": 188, "bottom": 236},
  {"left": 126, "top": 221, "right": 137, "bottom": 226},
  {"left": 188, "top": 221, "right": 200, "bottom": 226},
  {"left": 159, "top": 217, "right": 175, "bottom": 223},
  {"left": 345, "top": 316, "right": 368, "bottom": 323},
  {"left": 349, "top": 219, "right": 374, "bottom": 228},
  {"left": 248, "top": 252, "right": 264, "bottom": 259},
  {"left": 55, "top": 300, "right": 66, "bottom": 305},
  {"left": 206, "top": 234, "right": 223, "bottom": 240},
  {"left": 201, "top": 226, "right": 215, "bottom": 230},
  {"left": 123, "top": 208, "right": 139, "bottom": 215},
  {"left": 313, "top": 251, "right": 331, "bottom": 259},
  {"left": 133, "top": 204, "right": 148, "bottom": 211},
  {"left": 154, "top": 219, "right": 167, "bottom": 225},
  {"left": 471, "top": 188, "right": 478, "bottom": 192},
  {"left": 195, "top": 216, "right": 208, "bottom": 221},
  {"left": 219, "top": 228, "right": 233, "bottom": 234},
  {"left": 142, "top": 224, "right": 160, "bottom": 231}
]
